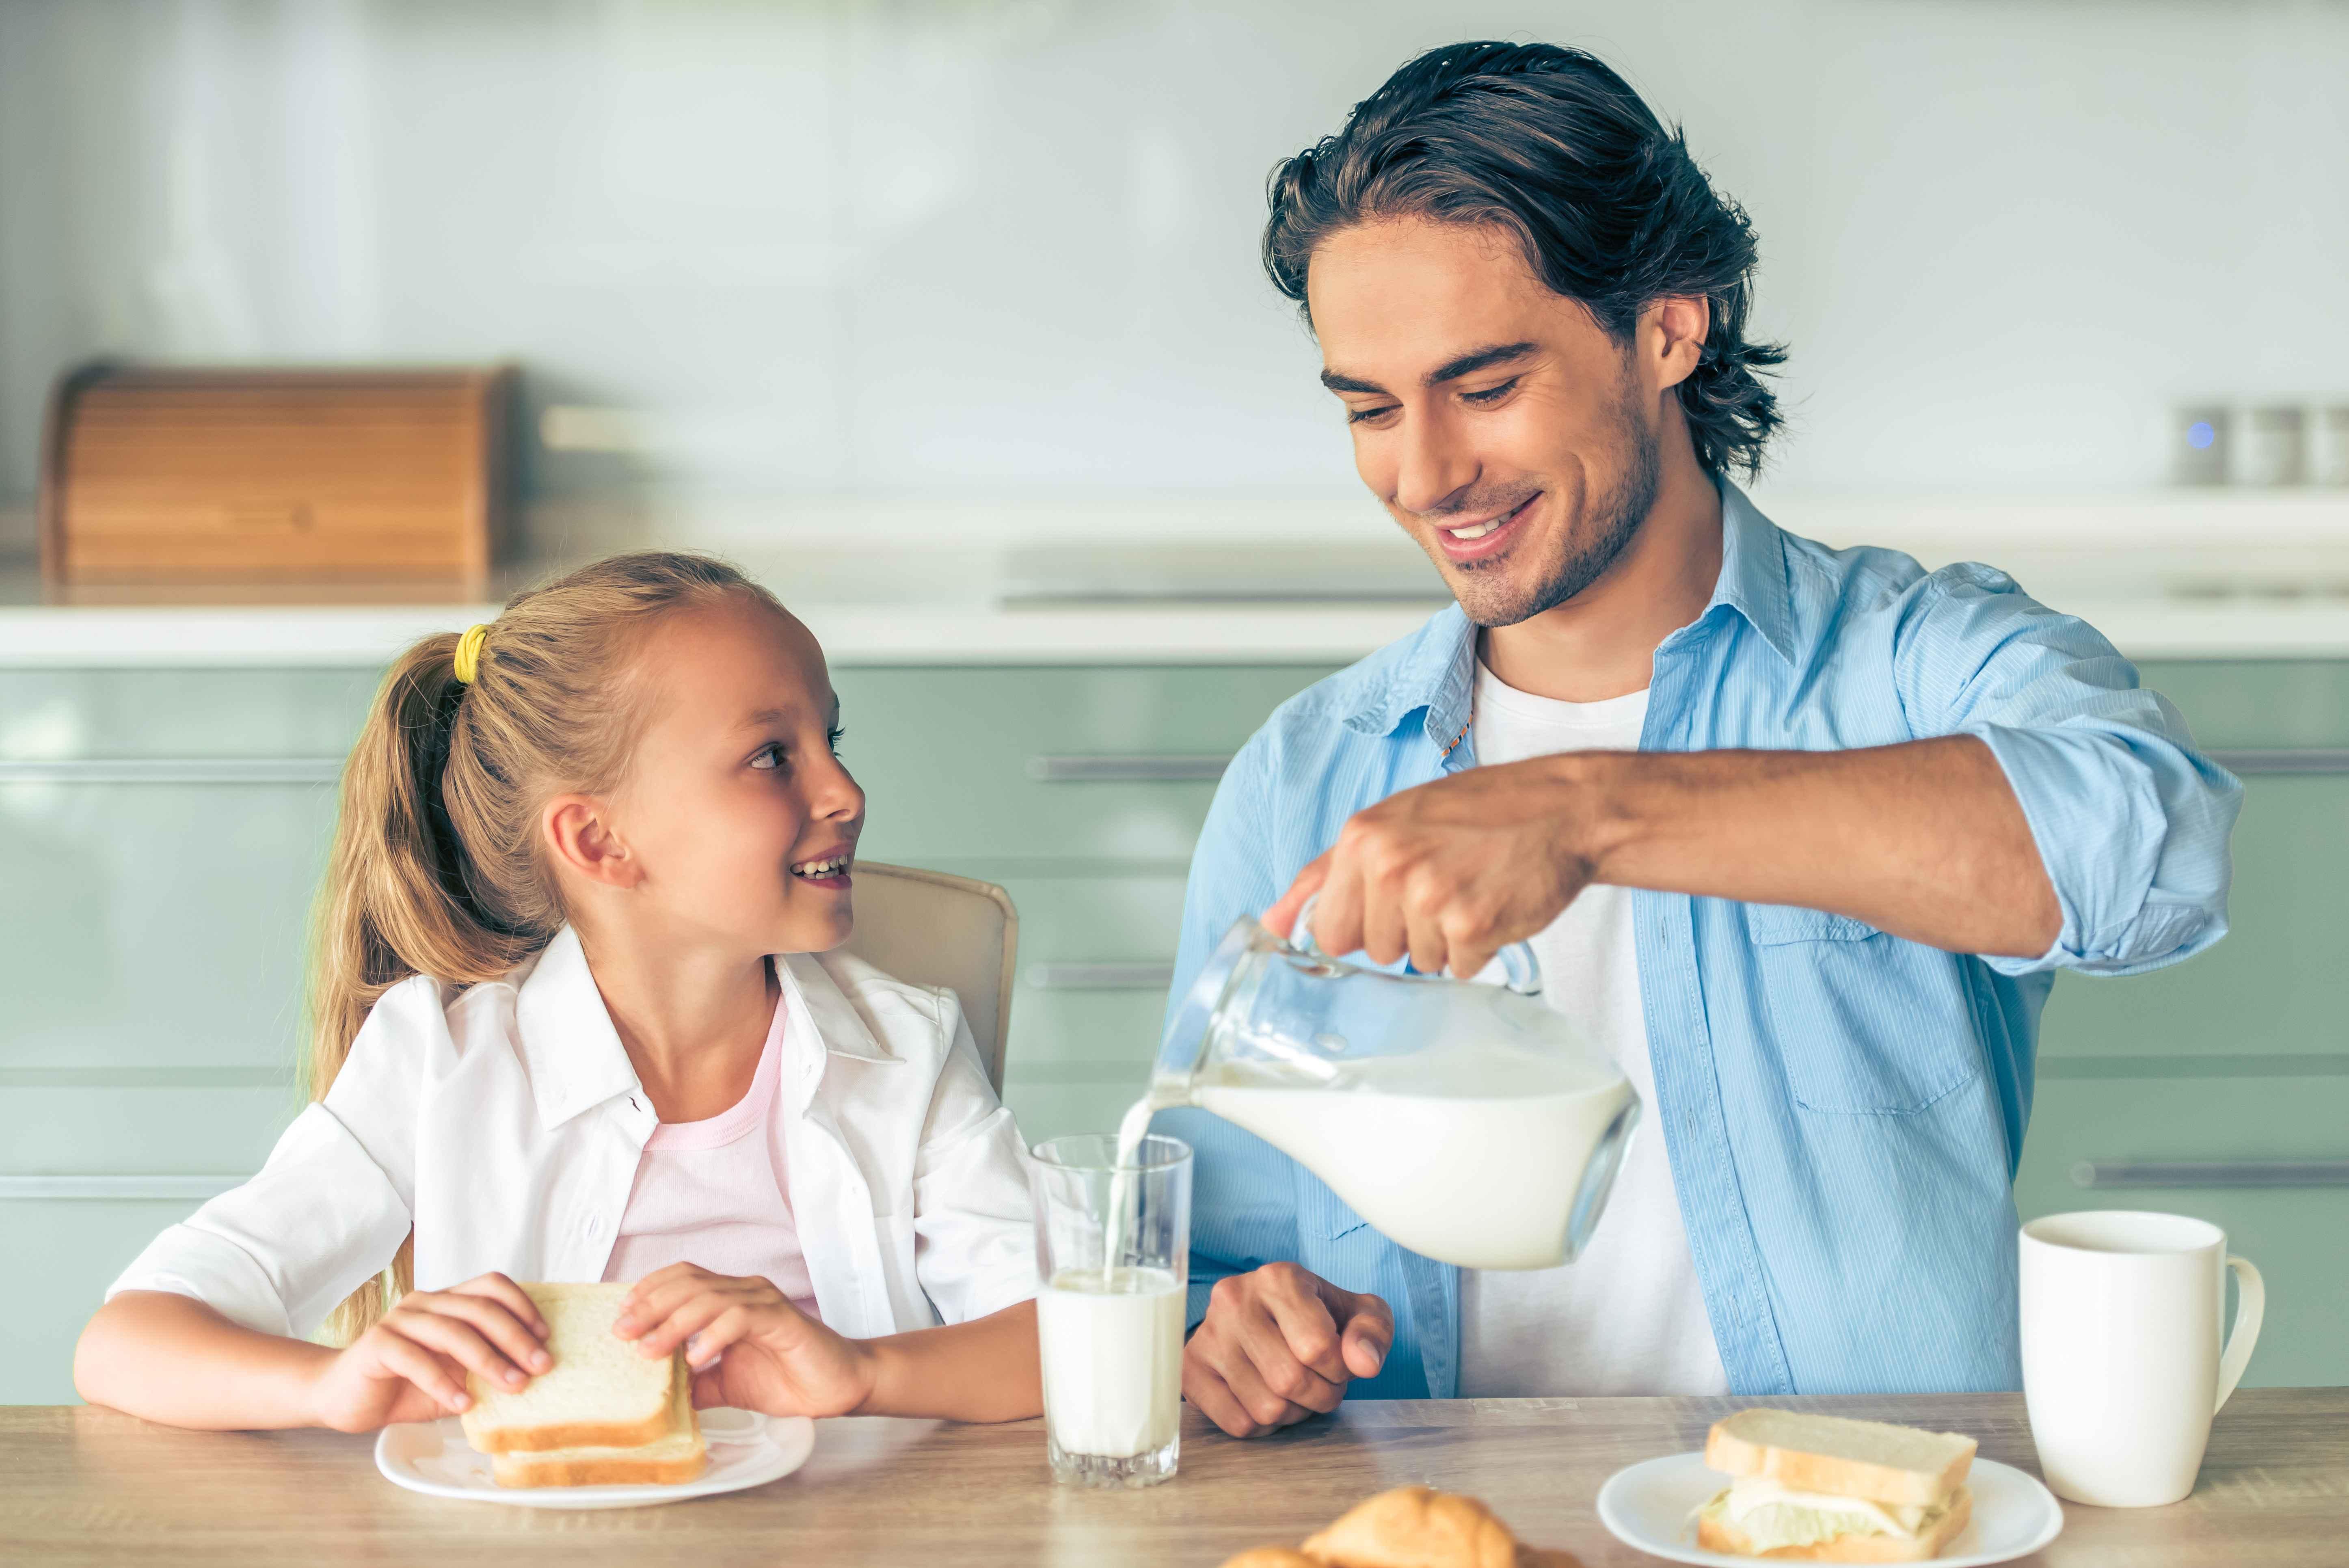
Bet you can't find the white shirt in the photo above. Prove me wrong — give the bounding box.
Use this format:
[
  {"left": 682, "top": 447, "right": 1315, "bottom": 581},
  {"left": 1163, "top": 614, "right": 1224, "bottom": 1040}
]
[
  {"left": 1455, "top": 663, "right": 1730, "bottom": 1397},
  {"left": 109, "top": 927, "right": 1036, "bottom": 1341}
]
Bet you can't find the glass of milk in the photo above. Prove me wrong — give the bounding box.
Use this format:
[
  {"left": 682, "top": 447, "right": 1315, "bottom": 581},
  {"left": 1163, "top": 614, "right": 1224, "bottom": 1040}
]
[{"left": 1027, "top": 1131, "right": 1193, "bottom": 1488}]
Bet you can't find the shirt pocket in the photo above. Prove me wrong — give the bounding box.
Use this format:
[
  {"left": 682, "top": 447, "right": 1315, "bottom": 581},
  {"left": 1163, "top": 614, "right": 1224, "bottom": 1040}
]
[
  {"left": 1299, "top": 1170, "right": 1370, "bottom": 1241},
  {"left": 1744, "top": 903, "right": 1984, "bottom": 1115}
]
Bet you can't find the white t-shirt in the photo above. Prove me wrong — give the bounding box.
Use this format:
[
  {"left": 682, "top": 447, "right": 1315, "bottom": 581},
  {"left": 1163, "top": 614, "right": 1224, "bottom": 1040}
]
[{"left": 1455, "top": 662, "right": 1731, "bottom": 1397}]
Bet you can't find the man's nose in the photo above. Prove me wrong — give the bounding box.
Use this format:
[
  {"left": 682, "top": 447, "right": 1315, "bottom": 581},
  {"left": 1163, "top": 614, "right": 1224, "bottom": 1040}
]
[{"left": 1391, "top": 406, "right": 1478, "bottom": 518}]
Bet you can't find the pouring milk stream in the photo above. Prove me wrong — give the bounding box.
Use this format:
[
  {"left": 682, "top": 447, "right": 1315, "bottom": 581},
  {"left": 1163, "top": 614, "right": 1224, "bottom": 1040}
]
[{"left": 1108, "top": 901, "right": 1641, "bottom": 1272}]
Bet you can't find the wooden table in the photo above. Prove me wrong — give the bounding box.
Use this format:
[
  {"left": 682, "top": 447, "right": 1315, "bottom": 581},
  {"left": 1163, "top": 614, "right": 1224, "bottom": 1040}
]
[{"left": 4, "top": 1390, "right": 2342, "bottom": 1566}]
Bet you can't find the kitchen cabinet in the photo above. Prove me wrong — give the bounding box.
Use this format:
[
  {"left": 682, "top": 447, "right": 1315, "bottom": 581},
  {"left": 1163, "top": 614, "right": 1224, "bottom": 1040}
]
[{"left": 3, "top": 657, "right": 2343, "bottom": 1403}]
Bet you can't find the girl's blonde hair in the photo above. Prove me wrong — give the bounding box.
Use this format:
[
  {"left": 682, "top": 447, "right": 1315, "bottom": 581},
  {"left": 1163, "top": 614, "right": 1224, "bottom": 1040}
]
[{"left": 309, "top": 551, "right": 784, "bottom": 1343}]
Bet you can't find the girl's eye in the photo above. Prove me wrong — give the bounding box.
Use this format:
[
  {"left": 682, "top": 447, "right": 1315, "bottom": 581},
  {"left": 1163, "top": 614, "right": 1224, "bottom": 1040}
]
[
  {"left": 827, "top": 726, "right": 846, "bottom": 754},
  {"left": 1461, "top": 378, "right": 1519, "bottom": 406},
  {"left": 750, "top": 743, "right": 785, "bottom": 771}
]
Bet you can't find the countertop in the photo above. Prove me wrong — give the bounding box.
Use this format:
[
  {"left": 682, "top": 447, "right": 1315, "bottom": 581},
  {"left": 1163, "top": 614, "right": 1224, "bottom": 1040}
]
[
  {"left": 4, "top": 1389, "right": 2341, "bottom": 1566},
  {"left": 8, "top": 488, "right": 2349, "bottom": 665}
]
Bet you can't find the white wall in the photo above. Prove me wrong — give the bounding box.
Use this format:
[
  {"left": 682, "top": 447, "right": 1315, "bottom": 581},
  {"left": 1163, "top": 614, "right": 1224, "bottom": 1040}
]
[{"left": 2, "top": 0, "right": 2344, "bottom": 522}]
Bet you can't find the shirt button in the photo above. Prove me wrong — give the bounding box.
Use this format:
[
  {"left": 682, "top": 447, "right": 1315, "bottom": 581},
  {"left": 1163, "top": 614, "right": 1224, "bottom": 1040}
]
[{"left": 584, "top": 1217, "right": 604, "bottom": 1239}]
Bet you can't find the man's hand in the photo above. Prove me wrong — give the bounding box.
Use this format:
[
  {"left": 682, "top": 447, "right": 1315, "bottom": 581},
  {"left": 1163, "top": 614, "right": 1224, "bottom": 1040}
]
[
  {"left": 1264, "top": 756, "right": 1608, "bottom": 981},
  {"left": 1184, "top": 1262, "right": 1392, "bottom": 1438}
]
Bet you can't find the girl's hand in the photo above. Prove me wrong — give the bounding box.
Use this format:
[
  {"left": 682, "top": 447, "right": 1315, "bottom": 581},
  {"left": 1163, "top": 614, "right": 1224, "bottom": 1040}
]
[
  {"left": 614, "top": 1263, "right": 876, "bottom": 1419},
  {"left": 305, "top": 1272, "right": 551, "bottom": 1433}
]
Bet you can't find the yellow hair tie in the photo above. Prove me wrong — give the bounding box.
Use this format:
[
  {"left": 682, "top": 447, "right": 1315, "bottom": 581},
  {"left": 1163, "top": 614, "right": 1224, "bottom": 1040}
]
[{"left": 452, "top": 623, "right": 490, "bottom": 685}]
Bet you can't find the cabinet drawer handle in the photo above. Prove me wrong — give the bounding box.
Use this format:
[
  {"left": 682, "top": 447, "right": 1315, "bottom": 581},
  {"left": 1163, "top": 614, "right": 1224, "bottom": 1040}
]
[
  {"left": 2205, "top": 749, "right": 2349, "bottom": 775},
  {"left": 2070, "top": 1159, "right": 2349, "bottom": 1188},
  {"left": 0, "top": 758, "right": 342, "bottom": 784},
  {"left": 0, "top": 1175, "right": 247, "bottom": 1200},
  {"left": 1026, "top": 963, "right": 1177, "bottom": 991},
  {"left": 1027, "top": 755, "right": 1232, "bottom": 783}
]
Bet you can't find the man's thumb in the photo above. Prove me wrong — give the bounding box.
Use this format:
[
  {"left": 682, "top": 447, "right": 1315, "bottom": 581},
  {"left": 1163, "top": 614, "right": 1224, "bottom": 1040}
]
[{"left": 1336, "top": 1296, "right": 1391, "bottom": 1379}]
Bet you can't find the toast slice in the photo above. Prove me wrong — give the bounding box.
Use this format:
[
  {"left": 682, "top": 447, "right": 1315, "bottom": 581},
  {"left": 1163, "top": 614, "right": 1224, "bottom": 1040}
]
[
  {"left": 1705, "top": 1410, "right": 1976, "bottom": 1508},
  {"left": 460, "top": 1281, "right": 680, "bottom": 1456},
  {"left": 488, "top": 1365, "right": 707, "bottom": 1489},
  {"left": 1695, "top": 1485, "right": 1973, "bottom": 1562}
]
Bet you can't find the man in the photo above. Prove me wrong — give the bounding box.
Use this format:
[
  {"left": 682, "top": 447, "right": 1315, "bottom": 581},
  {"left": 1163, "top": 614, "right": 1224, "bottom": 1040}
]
[{"left": 1160, "top": 41, "right": 2238, "bottom": 1438}]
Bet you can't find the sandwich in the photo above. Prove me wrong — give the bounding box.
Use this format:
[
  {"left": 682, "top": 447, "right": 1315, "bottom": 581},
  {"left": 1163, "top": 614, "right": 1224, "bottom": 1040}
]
[
  {"left": 458, "top": 1281, "right": 706, "bottom": 1488},
  {"left": 1695, "top": 1408, "right": 1975, "bottom": 1561}
]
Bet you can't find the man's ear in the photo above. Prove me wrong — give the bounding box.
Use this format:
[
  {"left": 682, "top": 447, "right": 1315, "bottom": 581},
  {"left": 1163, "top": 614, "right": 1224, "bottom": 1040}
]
[
  {"left": 542, "top": 794, "right": 640, "bottom": 889},
  {"left": 1643, "top": 295, "right": 1710, "bottom": 393}
]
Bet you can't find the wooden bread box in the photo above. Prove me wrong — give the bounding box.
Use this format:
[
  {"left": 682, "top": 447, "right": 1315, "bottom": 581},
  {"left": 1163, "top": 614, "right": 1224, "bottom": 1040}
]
[{"left": 39, "top": 362, "right": 517, "bottom": 585}]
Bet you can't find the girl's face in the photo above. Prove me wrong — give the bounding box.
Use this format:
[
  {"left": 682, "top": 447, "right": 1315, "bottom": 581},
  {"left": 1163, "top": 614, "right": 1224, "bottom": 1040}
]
[{"left": 591, "top": 592, "right": 865, "bottom": 958}]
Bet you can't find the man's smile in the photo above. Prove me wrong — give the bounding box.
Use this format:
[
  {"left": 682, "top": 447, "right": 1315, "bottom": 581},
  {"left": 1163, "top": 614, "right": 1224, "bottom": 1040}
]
[{"left": 1430, "top": 492, "right": 1541, "bottom": 565}]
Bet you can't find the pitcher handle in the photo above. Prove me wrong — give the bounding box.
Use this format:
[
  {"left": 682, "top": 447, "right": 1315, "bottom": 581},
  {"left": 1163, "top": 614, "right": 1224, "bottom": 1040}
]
[
  {"left": 2214, "top": 1254, "right": 2265, "bottom": 1414},
  {"left": 1291, "top": 894, "right": 1544, "bottom": 996}
]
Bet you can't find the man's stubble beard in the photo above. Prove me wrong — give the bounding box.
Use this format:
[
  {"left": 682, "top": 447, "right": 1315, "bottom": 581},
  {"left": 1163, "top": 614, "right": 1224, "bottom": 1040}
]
[{"left": 1446, "top": 384, "right": 1662, "bottom": 631}]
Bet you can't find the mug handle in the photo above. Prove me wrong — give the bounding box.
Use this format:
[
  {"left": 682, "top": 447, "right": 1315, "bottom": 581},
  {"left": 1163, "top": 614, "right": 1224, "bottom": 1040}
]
[{"left": 2213, "top": 1255, "right": 2265, "bottom": 1414}]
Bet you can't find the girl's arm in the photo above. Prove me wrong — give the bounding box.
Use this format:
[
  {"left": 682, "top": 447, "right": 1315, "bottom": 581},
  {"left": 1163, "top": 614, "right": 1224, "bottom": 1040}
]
[
  {"left": 854, "top": 1298, "right": 1040, "bottom": 1422},
  {"left": 620, "top": 1264, "right": 1040, "bottom": 1423},
  {"left": 76, "top": 1275, "right": 551, "bottom": 1432},
  {"left": 77, "top": 1291, "right": 337, "bottom": 1430}
]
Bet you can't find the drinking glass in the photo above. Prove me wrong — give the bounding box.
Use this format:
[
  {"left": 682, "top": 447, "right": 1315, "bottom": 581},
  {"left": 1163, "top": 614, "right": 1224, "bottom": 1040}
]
[{"left": 1027, "top": 1132, "right": 1192, "bottom": 1488}]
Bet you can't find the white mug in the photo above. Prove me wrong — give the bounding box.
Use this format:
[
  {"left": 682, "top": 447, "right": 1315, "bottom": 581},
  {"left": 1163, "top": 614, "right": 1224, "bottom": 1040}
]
[{"left": 2019, "top": 1210, "right": 2264, "bottom": 1507}]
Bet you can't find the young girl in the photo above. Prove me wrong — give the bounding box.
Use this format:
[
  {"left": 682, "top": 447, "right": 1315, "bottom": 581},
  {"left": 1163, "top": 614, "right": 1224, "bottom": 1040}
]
[{"left": 75, "top": 552, "right": 1042, "bottom": 1432}]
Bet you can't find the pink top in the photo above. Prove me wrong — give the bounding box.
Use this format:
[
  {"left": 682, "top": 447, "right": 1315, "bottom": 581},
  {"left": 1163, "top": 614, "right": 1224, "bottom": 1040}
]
[{"left": 601, "top": 985, "right": 819, "bottom": 1321}]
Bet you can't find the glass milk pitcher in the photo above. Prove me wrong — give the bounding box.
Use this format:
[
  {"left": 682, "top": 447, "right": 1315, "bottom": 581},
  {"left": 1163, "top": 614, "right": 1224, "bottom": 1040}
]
[{"left": 1149, "top": 906, "right": 1640, "bottom": 1270}]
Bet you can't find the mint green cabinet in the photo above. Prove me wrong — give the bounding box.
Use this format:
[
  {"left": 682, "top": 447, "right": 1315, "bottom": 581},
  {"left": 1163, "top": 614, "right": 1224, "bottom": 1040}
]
[{"left": 6, "top": 655, "right": 2345, "bottom": 1404}]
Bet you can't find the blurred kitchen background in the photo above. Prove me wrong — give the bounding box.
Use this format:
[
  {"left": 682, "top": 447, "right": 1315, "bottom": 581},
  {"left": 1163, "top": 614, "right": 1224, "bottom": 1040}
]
[{"left": 2, "top": 0, "right": 2346, "bottom": 1401}]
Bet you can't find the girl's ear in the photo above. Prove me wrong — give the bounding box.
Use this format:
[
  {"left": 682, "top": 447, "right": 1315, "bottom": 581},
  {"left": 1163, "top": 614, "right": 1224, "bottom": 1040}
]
[{"left": 542, "top": 794, "right": 640, "bottom": 889}]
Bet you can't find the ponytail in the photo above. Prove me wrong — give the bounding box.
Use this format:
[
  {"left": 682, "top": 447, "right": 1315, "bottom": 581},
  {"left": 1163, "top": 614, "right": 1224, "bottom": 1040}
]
[{"left": 307, "top": 551, "right": 782, "bottom": 1342}]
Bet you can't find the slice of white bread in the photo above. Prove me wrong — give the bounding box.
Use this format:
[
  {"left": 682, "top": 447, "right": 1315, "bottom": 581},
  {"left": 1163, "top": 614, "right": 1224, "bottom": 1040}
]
[
  {"left": 460, "top": 1281, "right": 681, "bottom": 1456},
  {"left": 1705, "top": 1410, "right": 1976, "bottom": 1508},
  {"left": 488, "top": 1367, "right": 706, "bottom": 1488},
  {"left": 1696, "top": 1485, "right": 1973, "bottom": 1563}
]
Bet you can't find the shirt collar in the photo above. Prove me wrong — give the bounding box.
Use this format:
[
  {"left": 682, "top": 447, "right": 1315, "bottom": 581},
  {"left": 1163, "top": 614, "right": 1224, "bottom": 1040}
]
[
  {"left": 1706, "top": 478, "right": 1799, "bottom": 666},
  {"left": 1335, "top": 477, "right": 1798, "bottom": 745},
  {"left": 510, "top": 927, "right": 894, "bottom": 1130}
]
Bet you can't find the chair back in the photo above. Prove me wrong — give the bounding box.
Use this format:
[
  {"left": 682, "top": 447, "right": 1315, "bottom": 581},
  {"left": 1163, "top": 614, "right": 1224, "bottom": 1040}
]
[{"left": 839, "top": 861, "right": 1018, "bottom": 1093}]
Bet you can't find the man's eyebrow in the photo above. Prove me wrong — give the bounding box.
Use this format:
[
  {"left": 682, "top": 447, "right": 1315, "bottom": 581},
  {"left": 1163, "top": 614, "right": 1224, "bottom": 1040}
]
[
  {"left": 1318, "top": 341, "right": 1540, "bottom": 397},
  {"left": 1426, "top": 341, "right": 1539, "bottom": 386},
  {"left": 1319, "top": 367, "right": 1389, "bottom": 395}
]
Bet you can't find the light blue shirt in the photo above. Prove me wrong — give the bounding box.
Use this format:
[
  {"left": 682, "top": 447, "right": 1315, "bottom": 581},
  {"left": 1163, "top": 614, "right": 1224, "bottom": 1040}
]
[{"left": 1156, "top": 482, "right": 2239, "bottom": 1399}]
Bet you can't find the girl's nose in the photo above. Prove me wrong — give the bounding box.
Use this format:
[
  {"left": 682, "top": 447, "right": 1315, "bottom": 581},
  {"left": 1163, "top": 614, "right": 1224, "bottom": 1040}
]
[{"left": 812, "top": 751, "right": 865, "bottom": 824}]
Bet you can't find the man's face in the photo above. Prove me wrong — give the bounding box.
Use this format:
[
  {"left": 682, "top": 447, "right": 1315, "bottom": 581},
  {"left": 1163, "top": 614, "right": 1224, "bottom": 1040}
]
[{"left": 1306, "top": 216, "right": 1662, "bottom": 628}]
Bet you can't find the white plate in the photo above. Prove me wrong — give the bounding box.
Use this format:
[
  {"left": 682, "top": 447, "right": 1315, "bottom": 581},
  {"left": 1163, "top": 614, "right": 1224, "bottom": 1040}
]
[
  {"left": 374, "top": 1406, "right": 814, "bottom": 1510},
  {"left": 1597, "top": 1451, "right": 2063, "bottom": 1567}
]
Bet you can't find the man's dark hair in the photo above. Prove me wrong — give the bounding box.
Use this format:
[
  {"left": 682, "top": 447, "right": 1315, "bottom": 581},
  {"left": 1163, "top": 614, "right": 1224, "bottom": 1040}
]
[{"left": 1264, "top": 41, "right": 1785, "bottom": 479}]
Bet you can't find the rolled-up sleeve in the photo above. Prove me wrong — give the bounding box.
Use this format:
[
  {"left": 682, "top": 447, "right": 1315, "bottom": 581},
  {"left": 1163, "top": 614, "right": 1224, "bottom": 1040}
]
[
  {"left": 105, "top": 975, "right": 434, "bottom": 1338},
  {"left": 1895, "top": 564, "right": 2241, "bottom": 977},
  {"left": 105, "top": 1104, "right": 413, "bottom": 1338}
]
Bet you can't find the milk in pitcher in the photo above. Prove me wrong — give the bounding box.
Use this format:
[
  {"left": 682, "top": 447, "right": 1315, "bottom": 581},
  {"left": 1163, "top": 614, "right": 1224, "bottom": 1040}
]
[{"left": 1183, "top": 1043, "right": 1634, "bottom": 1270}]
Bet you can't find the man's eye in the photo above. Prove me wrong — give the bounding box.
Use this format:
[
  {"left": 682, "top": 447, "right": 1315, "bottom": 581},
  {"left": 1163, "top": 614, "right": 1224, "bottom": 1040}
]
[
  {"left": 1347, "top": 404, "right": 1400, "bottom": 425},
  {"left": 1461, "top": 378, "right": 1519, "bottom": 406}
]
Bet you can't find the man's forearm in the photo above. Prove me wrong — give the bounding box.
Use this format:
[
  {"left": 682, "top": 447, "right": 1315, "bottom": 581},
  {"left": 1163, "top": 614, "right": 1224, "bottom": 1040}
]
[{"left": 1575, "top": 734, "right": 2060, "bottom": 957}]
